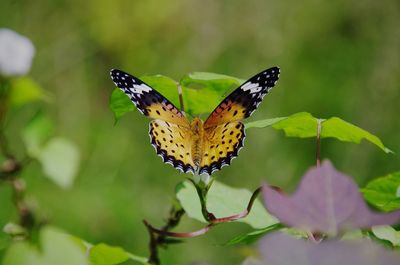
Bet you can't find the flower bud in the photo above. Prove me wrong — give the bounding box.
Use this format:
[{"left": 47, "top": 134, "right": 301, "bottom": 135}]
[{"left": 0, "top": 28, "right": 35, "bottom": 77}]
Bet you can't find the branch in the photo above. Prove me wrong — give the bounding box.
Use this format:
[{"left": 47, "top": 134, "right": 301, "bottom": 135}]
[
  {"left": 145, "top": 186, "right": 262, "bottom": 241},
  {"left": 143, "top": 204, "right": 186, "bottom": 265}
]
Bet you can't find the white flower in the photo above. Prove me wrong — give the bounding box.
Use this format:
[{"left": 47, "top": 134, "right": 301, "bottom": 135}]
[{"left": 0, "top": 28, "right": 35, "bottom": 77}]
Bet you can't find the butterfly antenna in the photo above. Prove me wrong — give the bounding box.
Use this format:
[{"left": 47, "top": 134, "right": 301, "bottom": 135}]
[{"left": 177, "top": 83, "right": 185, "bottom": 115}]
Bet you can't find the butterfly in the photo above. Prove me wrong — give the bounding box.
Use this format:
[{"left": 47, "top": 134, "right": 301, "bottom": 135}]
[{"left": 110, "top": 67, "right": 280, "bottom": 175}]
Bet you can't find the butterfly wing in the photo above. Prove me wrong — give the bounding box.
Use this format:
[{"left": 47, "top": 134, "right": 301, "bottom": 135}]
[
  {"left": 110, "top": 69, "right": 194, "bottom": 173},
  {"left": 150, "top": 120, "right": 196, "bottom": 174},
  {"left": 110, "top": 69, "right": 187, "bottom": 125},
  {"left": 200, "top": 67, "right": 280, "bottom": 174},
  {"left": 203, "top": 67, "right": 280, "bottom": 127},
  {"left": 200, "top": 121, "right": 245, "bottom": 175}
]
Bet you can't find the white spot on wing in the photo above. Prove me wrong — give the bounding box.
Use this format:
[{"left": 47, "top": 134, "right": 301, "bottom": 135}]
[{"left": 241, "top": 82, "right": 262, "bottom": 93}]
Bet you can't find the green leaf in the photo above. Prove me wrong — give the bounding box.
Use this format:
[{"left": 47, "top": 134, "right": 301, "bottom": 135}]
[
  {"left": 225, "top": 223, "right": 284, "bottom": 246},
  {"left": 3, "top": 226, "right": 87, "bottom": 265},
  {"left": 245, "top": 112, "right": 393, "bottom": 153},
  {"left": 140, "top": 75, "right": 181, "bottom": 108},
  {"left": 180, "top": 71, "right": 244, "bottom": 96},
  {"left": 90, "top": 243, "right": 129, "bottom": 265},
  {"left": 180, "top": 72, "right": 244, "bottom": 116},
  {"left": 2, "top": 242, "right": 42, "bottom": 265},
  {"left": 245, "top": 117, "right": 287, "bottom": 129},
  {"left": 245, "top": 112, "right": 318, "bottom": 137},
  {"left": 362, "top": 171, "right": 400, "bottom": 212},
  {"left": 40, "top": 227, "right": 88, "bottom": 265},
  {"left": 181, "top": 72, "right": 245, "bottom": 86},
  {"left": 109, "top": 89, "right": 135, "bottom": 122},
  {"left": 176, "top": 180, "right": 278, "bottom": 229},
  {"left": 90, "top": 243, "right": 148, "bottom": 265},
  {"left": 9, "top": 77, "right": 49, "bottom": 107},
  {"left": 321, "top": 117, "right": 393, "bottom": 153},
  {"left": 371, "top": 225, "right": 400, "bottom": 247},
  {"left": 21, "top": 112, "right": 53, "bottom": 157},
  {"left": 38, "top": 137, "right": 80, "bottom": 189}
]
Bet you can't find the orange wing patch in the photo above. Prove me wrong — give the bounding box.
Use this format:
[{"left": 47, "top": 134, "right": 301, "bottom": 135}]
[
  {"left": 149, "top": 120, "right": 195, "bottom": 174},
  {"left": 204, "top": 101, "right": 248, "bottom": 128},
  {"left": 199, "top": 122, "right": 245, "bottom": 175}
]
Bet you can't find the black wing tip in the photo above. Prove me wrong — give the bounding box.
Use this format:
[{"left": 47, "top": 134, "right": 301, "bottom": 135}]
[
  {"left": 264, "top": 66, "right": 280, "bottom": 77},
  {"left": 266, "top": 66, "right": 280, "bottom": 74},
  {"left": 110, "top": 69, "right": 131, "bottom": 78},
  {"left": 110, "top": 68, "right": 118, "bottom": 76}
]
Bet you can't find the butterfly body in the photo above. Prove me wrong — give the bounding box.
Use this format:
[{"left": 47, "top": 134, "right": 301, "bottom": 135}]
[
  {"left": 110, "top": 67, "right": 280, "bottom": 175},
  {"left": 189, "top": 118, "right": 204, "bottom": 168}
]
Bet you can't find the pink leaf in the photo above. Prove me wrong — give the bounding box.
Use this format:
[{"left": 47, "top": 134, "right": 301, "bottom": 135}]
[
  {"left": 259, "top": 232, "right": 400, "bottom": 265},
  {"left": 262, "top": 160, "right": 400, "bottom": 236}
]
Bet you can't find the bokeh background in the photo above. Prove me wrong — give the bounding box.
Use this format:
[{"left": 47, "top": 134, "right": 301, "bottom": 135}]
[{"left": 1, "top": 0, "right": 399, "bottom": 264}]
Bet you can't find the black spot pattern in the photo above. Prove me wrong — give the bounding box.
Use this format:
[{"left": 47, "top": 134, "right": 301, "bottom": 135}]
[
  {"left": 199, "top": 123, "right": 246, "bottom": 175},
  {"left": 149, "top": 121, "right": 195, "bottom": 174},
  {"left": 111, "top": 67, "right": 280, "bottom": 176}
]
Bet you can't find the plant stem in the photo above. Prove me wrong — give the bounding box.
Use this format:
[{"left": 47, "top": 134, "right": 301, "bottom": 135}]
[
  {"left": 145, "top": 186, "right": 262, "bottom": 239},
  {"left": 12, "top": 177, "right": 35, "bottom": 229},
  {"left": 316, "top": 119, "right": 322, "bottom": 167},
  {"left": 177, "top": 83, "right": 184, "bottom": 113},
  {"left": 0, "top": 80, "right": 35, "bottom": 235},
  {"left": 144, "top": 204, "right": 186, "bottom": 265},
  {"left": 189, "top": 178, "right": 216, "bottom": 222}
]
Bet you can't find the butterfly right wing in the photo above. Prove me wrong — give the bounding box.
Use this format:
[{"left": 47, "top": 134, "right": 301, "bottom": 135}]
[
  {"left": 110, "top": 69, "right": 188, "bottom": 125},
  {"left": 111, "top": 69, "right": 196, "bottom": 173}
]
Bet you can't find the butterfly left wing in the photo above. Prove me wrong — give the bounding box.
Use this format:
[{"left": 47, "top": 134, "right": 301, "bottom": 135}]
[
  {"left": 110, "top": 69, "right": 187, "bottom": 125},
  {"left": 199, "top": 121, "right": 245, "bottom": 175},
  {"left": 199, "top": 67, "right": 280, "bottom": 175}
]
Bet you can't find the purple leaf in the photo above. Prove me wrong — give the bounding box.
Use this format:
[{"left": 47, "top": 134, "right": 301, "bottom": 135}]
[
  {"left": 259, "top": 232, "right": 400, "bottom": 265},
  {"left": 262, "top": 160, "right": 400, "bottom": 236}
]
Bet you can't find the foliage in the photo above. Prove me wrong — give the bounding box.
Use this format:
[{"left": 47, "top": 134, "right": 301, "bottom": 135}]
[
  {"left": 1, "top": 14, "right": 400, "bottom": 263},
  {"left": 176, "top": 180, "right": 277, "bottom": 229},
  {"left": 246, "top": 112, "right": 393, "bottom": 153},
  {"left": 362, "top": 171, "right": 400, "bottom": 212},
  {"left": 21, "top": 112, "right": 80, "bottom": 189},
  {"left": 3, "top": 227, "right": 87, "bottom": 265}
]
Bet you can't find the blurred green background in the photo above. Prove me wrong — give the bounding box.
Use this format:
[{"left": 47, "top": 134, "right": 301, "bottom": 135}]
[{"left": 1, "top": 0, "right": 399, "bottom": 264}]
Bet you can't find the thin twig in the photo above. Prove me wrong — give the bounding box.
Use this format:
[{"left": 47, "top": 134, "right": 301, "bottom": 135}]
[
  {"left": 316, "top": 119, "right": 322, "bottom": 167},
  {"left": 144, "top": 220, "right": 214, "bottom": 238},
  {"left": 12, "top": 178, "right": 35, "bottom": 229},
  {"left": 209, "top": 187, "right": 261, "bottom": 223}
]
